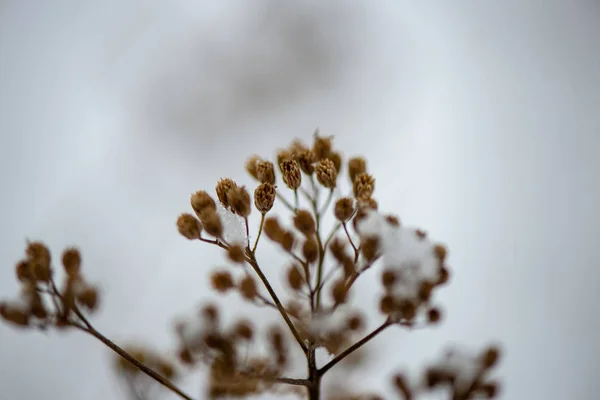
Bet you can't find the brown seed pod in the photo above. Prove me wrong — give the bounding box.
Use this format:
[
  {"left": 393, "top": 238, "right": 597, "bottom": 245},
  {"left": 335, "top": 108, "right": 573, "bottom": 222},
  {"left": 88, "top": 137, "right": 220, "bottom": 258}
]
[
  {"left": 177, "top": 213, "right": 202, "bottom": 240},
  {"left": 239, "top": 276, "right": 258, "bottom": 300},
  {"left": 211, "top": 271, "right": 235, "bottom": 293},
  {"left": 334, "top": 197, "right": 355, "bottom": 222},
  {"left": 216, "top": 178, "right": 238, "bottom": 208},
  {"left": 348, "top": 157, "right": 367, "bottom": 183},
  {"left": 293, "top": 209, "right": 316, "bottom": 236},
  {"left": 254, "top": 182, "right": 276, "bottom": 214},
  {"left": 280, "top": 159, "right": 302, "bottom": 190},
  {"left": 316, "top": 159, "right": 338, "bottom": 188}
]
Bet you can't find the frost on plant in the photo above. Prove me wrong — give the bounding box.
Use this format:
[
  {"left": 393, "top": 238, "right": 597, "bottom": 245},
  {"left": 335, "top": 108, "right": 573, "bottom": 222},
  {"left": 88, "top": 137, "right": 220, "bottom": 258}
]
[{"left": 1, "top": 133, "right": 503, "bottom": 400}]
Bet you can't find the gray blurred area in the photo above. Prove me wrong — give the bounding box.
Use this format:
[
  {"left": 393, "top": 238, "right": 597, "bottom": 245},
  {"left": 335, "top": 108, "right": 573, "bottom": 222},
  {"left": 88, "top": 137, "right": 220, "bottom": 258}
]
[{"left": 1, "top": 1, "right": 600, "bottom": 400}]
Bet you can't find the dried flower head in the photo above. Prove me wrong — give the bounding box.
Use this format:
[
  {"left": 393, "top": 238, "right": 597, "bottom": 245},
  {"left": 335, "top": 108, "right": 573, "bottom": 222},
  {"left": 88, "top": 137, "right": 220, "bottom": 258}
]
[
  {"left": 316, "top": 159, "right": 338, "bottom": 188},
  {"left": 239, "top": 276, "right": 258, "bottom": 300},
  {"left": 329, "top": 152, "right": 342, "bottom": 175},
  {"left": 211, "top": 271, "right": 235, "bottom": 293},
  {"left": 312, "top": 131, "right": 334, "bottom": 161},
  {"left": 334, "top": 197, "right": 355, "bottom": 221},
  {"left": 216, "top": 178, "right": 237, "bottom": 208},
  {"left": 227, "top": 244, "right": 246, "bottom": 264},
  {"left": 228, "top": 186, "right": 251, "bottom": 218},
  {"left": 348, "top": 157, "right": 367, "bottom": 183},
  {"left": 257, "top": 160, "right": 276, "bottom": 184},
  {"left": 191, "top": 191, "right": 217, "bottom": 217},
  {"left": 296, "top": 150, "right": 315, "bottom": 174},
  {"left": 353, "top": 172, "right": 375, "bottom": 201},
  {"left": 287, "top": 265, "right": 304, "bottom": 291},
  {"left": 62, "top": 247, "right": 82, "bottom": 277},
  {"left": 177, "top": 213, "right": 202, "bottom": 240},
  {"left": 280, "top": 159, "right": 302, "bottom": 190},
  {"left": 254, "top": 182, "right": 276, "bottom": 214},
  {"left": 198, "top": 209, "right": 223, "bottom": 238},
  {"left": 293, "top": 209, "right": 316, "bottom": 236},
  {"left": 26, "top": 241, "right": 51, "bottom": 281},
  {"left": 263, "top": 217, "right": 284, "bottom": 243},
  {"left": 302, "top": 238, "right": 318, "bottom": 264}
]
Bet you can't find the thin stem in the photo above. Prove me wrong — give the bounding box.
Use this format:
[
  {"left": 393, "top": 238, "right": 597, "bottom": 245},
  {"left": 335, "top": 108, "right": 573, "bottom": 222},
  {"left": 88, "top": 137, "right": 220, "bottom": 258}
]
[
  {"left": 318, "top": 318, "right": 392, "bottom": 376},
  {"left": 75, "top": 324, "right": 194, "bottom": 400},
  {"left": 245, "top": 254, "right": 308, "bottom": 354},
  {"left": 251, "top": 213, "right": 266, "bottom": 254},
  {"left": 244, "top": 217, "right": 251, "bottom": 249},
  {"left": 323, "top": 222, "right": 342, "bottom": 250},
  {"left": 276, "top": 193, "right": 296, "bottom": 213},
  {"left": 294, "top": 189, "right": 299, "bottom": 211},
  {"left": 342, "top": 222, "right": 359, "bottom": 262},
  {"left": 318, "top": 188, "right": 334, "bottom": 215}
]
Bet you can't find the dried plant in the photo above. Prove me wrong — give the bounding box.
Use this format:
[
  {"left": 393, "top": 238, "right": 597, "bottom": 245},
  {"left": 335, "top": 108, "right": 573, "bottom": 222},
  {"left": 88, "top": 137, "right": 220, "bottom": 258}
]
[{"left": 1, "top": 132, "right": 503, "bottom": 399}]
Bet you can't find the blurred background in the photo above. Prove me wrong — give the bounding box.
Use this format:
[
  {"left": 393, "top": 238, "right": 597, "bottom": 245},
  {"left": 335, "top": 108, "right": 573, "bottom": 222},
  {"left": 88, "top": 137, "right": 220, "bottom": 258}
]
[{"left": 1, "top": 0, "right": 599, "bottom": 399}]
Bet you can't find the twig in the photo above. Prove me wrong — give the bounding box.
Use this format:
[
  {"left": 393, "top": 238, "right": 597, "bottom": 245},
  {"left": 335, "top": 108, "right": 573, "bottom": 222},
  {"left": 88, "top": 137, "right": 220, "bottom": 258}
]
[
  {"left": 245, "top": 254, "right": 308, "bottom": 354},
  {"left": 318, "top": 318, "right": 392, "bottom": 376},
  {"left": 251, "top": 213, "right": 266, "bottom": 254}
]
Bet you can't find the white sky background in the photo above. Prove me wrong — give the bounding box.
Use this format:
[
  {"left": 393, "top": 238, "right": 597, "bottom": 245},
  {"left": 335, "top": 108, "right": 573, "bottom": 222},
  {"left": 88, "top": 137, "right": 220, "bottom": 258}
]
[{"left": 1, "top": 1, "right": 599, "bottom": 399}]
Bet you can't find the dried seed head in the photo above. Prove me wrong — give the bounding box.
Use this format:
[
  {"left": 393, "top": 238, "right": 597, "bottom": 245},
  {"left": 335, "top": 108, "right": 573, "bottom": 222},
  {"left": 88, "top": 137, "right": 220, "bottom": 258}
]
[
  {"left": 353, "top": 172, "right": 375, "bottom": 200},
  {"left": 15, "top": 260, "right": 32, "bottom": 282},
  {"left": 177, "top": 213, "right": 202, "bottom": 240},
  {"left": 361, "top": 237, "right": 380, "bottom": 261},
  {"left": 427, "top": 307, "right": 442, "bottom": 324},
  {"left": 158, "top": 361, "right": 176, "bottom": 380},
  {"left": 293, "top": 209, "right": 315, "bottom": 236},
  {"left": 263, "top": 217, "right": 283, "bottom": 242},
  {"left": 211, "top": 271, "right": 235, "bottom": 293},
  {"left": 228, "top": 186, "right": 251, "bottom": 217},
  {"left": 312, "top": 132, "right": 334, "bottom": 161},
  {"left": 62, "top": 247, "right": 82, "bottom": 277},
  {"left": 329, "top": 152, "right": 342, "bottom": 175},
  {"left": 26, "top": 241, "right": 51, "bottom": 281},
  {"left": 346, "top": 314, "right": 363, "bottom": 331},
  {"left": 332, "top": 280, "right": 348, "bottom": 304},
  {"left": 227, "top": 245, "right": 246, "bottom": 263},
  {"left": 239, "top": 276, "right": 258, "bottom": 300},
  {"left": 433, "top": 244, "right": 448, "bottom": 263},
  {"left": 280, "top": 159, "right": 302, "bottom": 190},
  {"left": 287, "top": 265, "right": 304, "bottom": 291},
  {"left": 77, "top": 287, "right": 99, "bottom": 311},
  {"left": 329, "top": 237, "right": 347, "bottom": 262},
  {"left": 297, "top": 150, "right": 315, "bottom": 174},
  {"left": 276, "top": 150, "right": 292, "bottom": 172},
  {"left": 0, "top": 303, "right": 29, "bottom": 327},
  {"left": 201, "top": 303, "right": 220, "bottom": 323},
  {"left": 379, "top": 295, "right": 396, "bottom": 314},
  {"left": 191, "top": 191, "right": 217, "bottom": 217},
  {"left": 334, "top": 197, "right": 355, "bottom": 221},
  {"left": 418, "top": 281, "right": 434, "bottom": 302},
  {"left": 362, "top": 197, "right": 378, "bottom": 210},
  {"left": 199, "top": 209, "right": 223, "bottom": 238},
  {"left": 348, "top": 157, "right": 367, "bottom": 183},
  {"left": 233, "top": 320, "right": 254, "bottom": 341},
  {"left": 254, "top": 182, "right": 276, "bottom": 214},
  {"left": 256, "top": 160, "right": 276, "bottom": 184},
  {"left": 381, "top": 269, "right": 397, "bottom": 288},
  {"left": 216, "top": 178, "right": 237, "bottom": 208},
  {"left": 316, "top": 159, "right": 338, "bottom": 188},
  {"left": 280, "top": 231, "right": 295, "bottom": 252},
  {"left": 481, "top": 346, "right": 501, "bottom": 369},
  {"left": 385, "top": 215, "right": 401, "bottom": 227},
  {"left": 302, "top": 238, "right": 318, "bottom": 264},
  {"left": 245, "top": 155, "right": 261, "bottom": 180}
]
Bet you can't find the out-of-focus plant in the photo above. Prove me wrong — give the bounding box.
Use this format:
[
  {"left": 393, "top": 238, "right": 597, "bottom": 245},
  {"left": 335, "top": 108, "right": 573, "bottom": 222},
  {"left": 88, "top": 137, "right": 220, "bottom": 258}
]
[{"left": 1, "top": 133, "right": 502, "bottom": 399}]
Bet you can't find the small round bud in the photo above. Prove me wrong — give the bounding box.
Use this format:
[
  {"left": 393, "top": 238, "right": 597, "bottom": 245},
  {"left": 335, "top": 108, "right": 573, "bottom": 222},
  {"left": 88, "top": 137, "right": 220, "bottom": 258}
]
[
  {"left": 254, "top": 182, "right": 276, "bottom": 214},
  {"left": 297, "top": 150, "right": 315, "bottom": 174},
  {"left": 211, "top": 270, "right": 235, "bottom": 293},
  {"left": 481, "top": 346, "right": 501, "bottom": 369},
  {"left": 245, "top": 155, "right": 261, "bottom": 180},
  {"left": 346, "top": 314, "right": 363, "bottom": 331},
  {"left": 361, "top": 237, "right": 379, "bottom": 261},
  {"left": 293, "top": 209, "right": 315, "bottom": 236},
  {"left": 348, "top": 157, "right": 367, "bottom": 183},
  {"left": 280, "top": 159, "right": 302, "bottom": 190},
  {"left": 381, "top": 269, "right": 397, "bottom": 288},
  {"left": 329, "top": 152, "right": 342, "bottom": 175},
  {"left": 177, "top": 213, "right": 202, "bottom": 240},
  {"left": 437, "top": 266, "right": 450, "bottom": 285},
  {"left": 433, "top": 244, "right": 448, "bottom": 263},
  {"left": 26, "top": 241, "right": 51, "bottom": 282},
  {"left": 62, "top": 247, "right": 82, "bottom": 277},
  {"left": 334, "top": 197, "right": 355, "bottom": 221},
  {"left": 316, "top": 159, "right": 337, "bottom": 188},
  {"left": 280, "top": 231, "right": 295, "bottom": 252},
  {"left": 385, "top": 215, "right": 401, "bottom": 227},
  {"left": 77, "top": 287, "right": 99, "bottom": 311},
  {"left": 15, "top": 260, "right": 32, "bottom": 282},
  {"left": 216, "top": 178, "right": 237, "bottom": 208}
]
